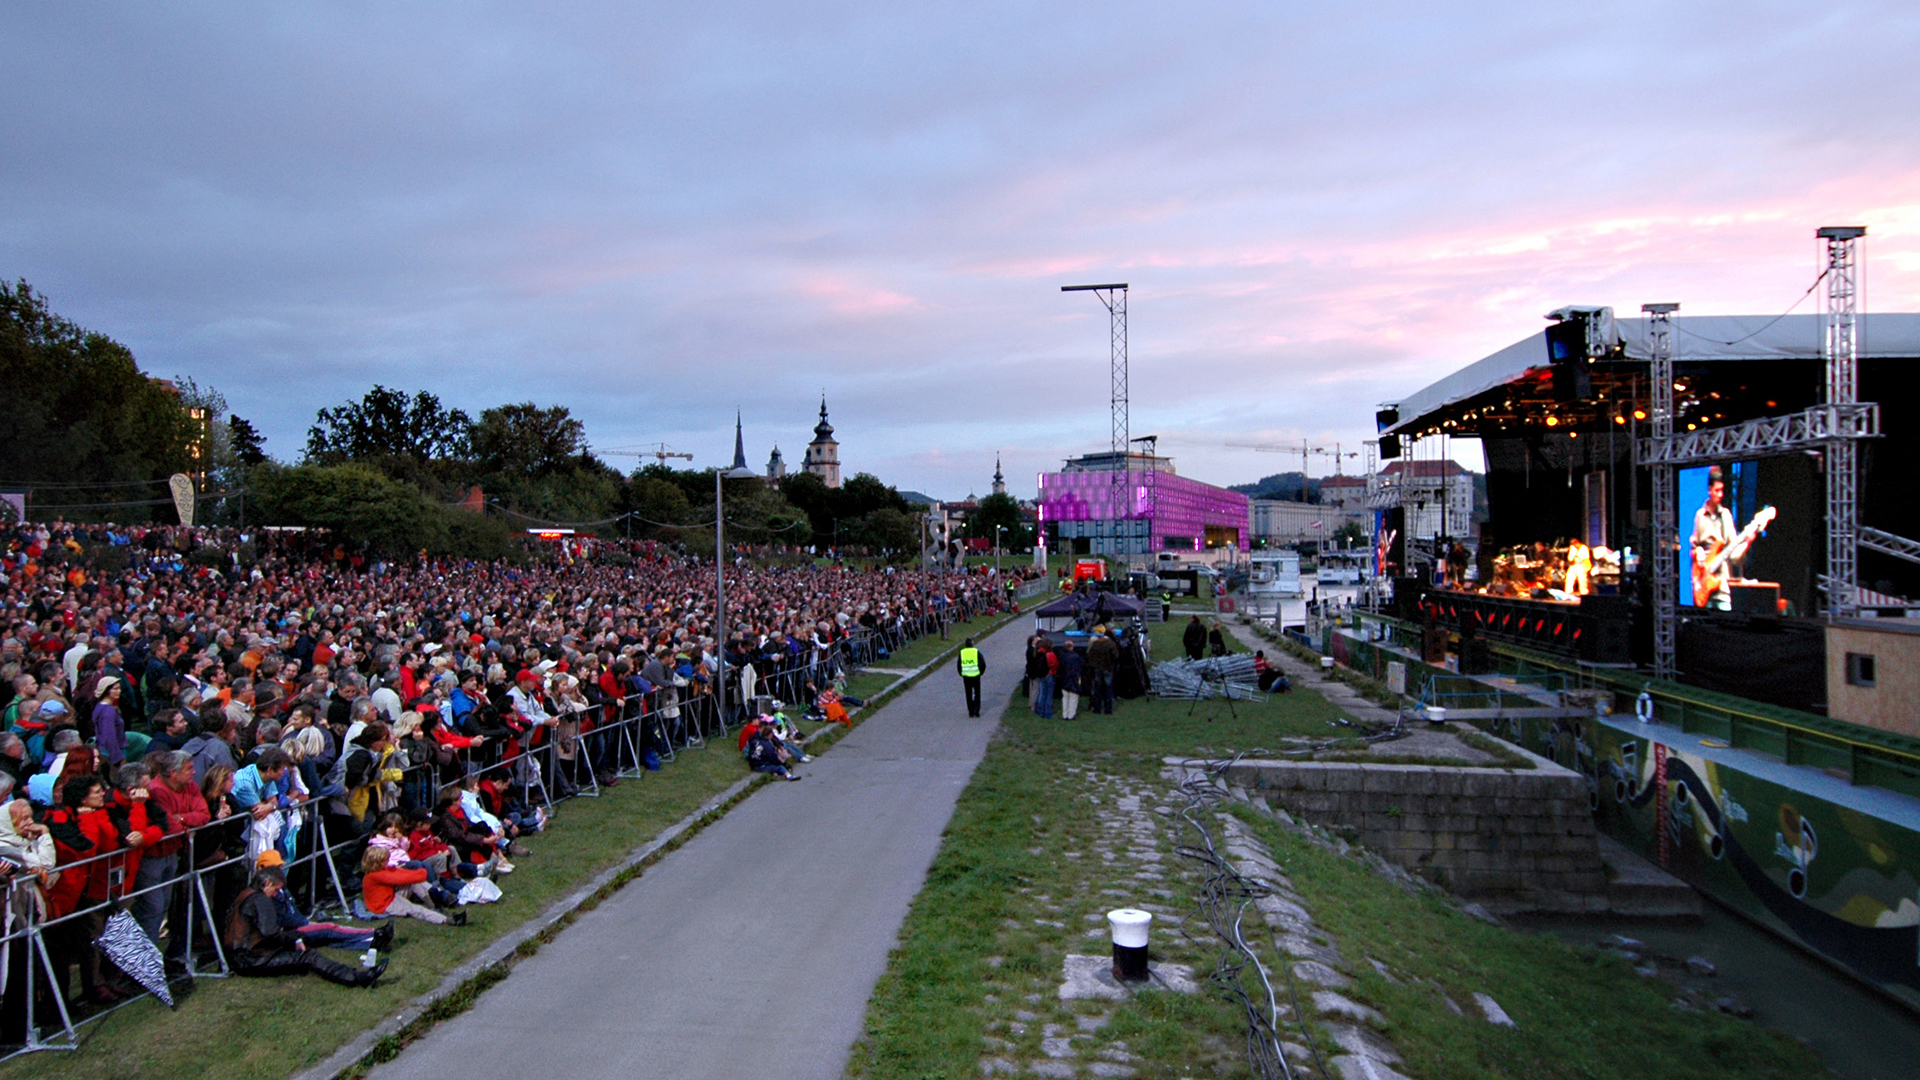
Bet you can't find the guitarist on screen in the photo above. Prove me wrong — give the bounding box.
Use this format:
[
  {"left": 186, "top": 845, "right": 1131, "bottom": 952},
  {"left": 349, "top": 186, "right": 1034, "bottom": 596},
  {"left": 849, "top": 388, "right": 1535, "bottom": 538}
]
[{"left": 1690, "top": 465, "right": 1776, "bottom": 610}]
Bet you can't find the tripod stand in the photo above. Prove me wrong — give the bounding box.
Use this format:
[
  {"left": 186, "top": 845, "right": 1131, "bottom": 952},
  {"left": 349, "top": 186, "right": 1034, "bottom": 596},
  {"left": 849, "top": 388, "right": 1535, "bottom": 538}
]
[{"left": 1187, "top": 667, "right": 1240, "bottom": 720}]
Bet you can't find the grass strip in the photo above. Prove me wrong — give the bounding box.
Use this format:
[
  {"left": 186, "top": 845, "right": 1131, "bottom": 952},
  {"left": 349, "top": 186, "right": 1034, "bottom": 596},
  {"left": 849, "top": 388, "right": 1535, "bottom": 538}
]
[{"left": 845, "top": 723, "right": 1258, "bottom": 1080}]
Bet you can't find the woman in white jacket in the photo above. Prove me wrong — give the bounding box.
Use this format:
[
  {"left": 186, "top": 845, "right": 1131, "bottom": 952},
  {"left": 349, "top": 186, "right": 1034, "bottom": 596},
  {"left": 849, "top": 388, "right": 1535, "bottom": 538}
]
[{"left": 1, "top": 778, "right": 59, "bottom": 1015}]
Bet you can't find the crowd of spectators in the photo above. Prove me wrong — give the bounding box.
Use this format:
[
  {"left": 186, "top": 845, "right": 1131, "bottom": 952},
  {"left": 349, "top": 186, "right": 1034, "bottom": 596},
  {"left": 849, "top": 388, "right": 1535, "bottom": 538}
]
[{"left": 0, "top": 517, "right": 1025, "bottom": 1037}]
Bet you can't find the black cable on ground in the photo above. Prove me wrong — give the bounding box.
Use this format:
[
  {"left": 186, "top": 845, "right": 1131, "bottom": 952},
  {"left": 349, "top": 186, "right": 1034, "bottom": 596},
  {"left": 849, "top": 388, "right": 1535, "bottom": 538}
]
[{"left": 1171, "top": 752, "right": 1331, "bottom": 1080}]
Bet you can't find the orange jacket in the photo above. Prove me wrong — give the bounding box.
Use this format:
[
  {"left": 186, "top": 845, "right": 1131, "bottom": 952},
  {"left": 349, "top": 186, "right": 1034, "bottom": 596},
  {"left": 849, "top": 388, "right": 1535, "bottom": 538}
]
[{"left": 361, "top": 865, "right": 429, "bottom": 914}]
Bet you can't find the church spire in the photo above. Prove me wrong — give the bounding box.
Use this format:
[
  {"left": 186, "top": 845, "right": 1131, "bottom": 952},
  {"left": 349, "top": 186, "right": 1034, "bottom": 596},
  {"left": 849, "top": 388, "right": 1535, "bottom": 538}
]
[
  {"left": 992, "top": 454, "right": 1006, "bottom": 496},
  {"left": 731, "top": 411, "right": 748, "bottom": 471},
  {"left": 813, "top": 396, "right": 835, "bottom": 441}
]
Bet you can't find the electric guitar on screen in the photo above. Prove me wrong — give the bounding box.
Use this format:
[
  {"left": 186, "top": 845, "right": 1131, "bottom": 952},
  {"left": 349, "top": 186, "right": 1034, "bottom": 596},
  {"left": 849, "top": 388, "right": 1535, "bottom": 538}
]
[{"left": 1693, "top": 505, "right": 1777, "bottom": 599}]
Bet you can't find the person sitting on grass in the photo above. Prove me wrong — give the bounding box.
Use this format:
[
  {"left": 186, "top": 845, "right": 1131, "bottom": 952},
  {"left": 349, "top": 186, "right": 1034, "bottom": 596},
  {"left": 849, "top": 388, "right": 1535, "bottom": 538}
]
[
  {"left": 255, "top": 849, "right": 393, "bottom": 951},
  {"left": 461, "top": 768, "right": 544, "bottom": 846},
  {"left": 431, "top": 789, "right": 504, "bottom": 877},
  {"left": 743, "top": 720, "right": 802, "bottom": 781},
  {"left": 1252, "top": 650, "right": 1290, "bottom": 693},
  {"left": 809, "top": 682, "right": 860, "bottom": 727},
  {"left": 358, "top": 846, "right": 464, "bottom": 926},
  {"left": 737, "top": 706, "right": 809, "bottom": 764},
  {"left": 404, "top": 807, "right": 466, "bottom": 877},
  {"left": 225, "top": 866, "right": 386, "bottom": 988}
]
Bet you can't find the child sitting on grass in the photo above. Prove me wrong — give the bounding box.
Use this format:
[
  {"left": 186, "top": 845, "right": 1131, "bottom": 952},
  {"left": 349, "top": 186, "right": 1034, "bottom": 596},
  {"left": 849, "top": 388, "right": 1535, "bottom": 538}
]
[{"left": 359, "top": 845, "right": 465, "bottom": 926}]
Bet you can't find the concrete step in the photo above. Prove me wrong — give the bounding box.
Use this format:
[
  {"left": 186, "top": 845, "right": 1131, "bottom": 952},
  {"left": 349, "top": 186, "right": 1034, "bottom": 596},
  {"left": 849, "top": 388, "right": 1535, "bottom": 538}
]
[{"left": 1599, "top": 833, "right": 1703, "bottom": 918}]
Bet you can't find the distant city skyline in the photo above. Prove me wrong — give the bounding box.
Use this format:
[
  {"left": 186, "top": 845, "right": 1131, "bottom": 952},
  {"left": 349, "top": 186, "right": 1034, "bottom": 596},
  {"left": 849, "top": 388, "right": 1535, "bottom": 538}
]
[{"left": 5, "top": 4, "right": 1917, "bottom": 500}]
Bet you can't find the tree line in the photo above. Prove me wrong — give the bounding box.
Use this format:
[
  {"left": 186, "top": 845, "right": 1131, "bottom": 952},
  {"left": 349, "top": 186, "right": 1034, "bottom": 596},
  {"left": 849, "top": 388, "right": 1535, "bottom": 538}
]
[{"left": 2, "top": 280, "right": 933, "bottom": 560}]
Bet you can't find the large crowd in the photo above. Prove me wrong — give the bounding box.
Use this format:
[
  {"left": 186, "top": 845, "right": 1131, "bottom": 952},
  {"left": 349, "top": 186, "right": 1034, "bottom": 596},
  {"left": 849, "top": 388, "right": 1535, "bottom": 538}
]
[{"left": 0, "top": 518, "right": 1032, "bottom": 1039}]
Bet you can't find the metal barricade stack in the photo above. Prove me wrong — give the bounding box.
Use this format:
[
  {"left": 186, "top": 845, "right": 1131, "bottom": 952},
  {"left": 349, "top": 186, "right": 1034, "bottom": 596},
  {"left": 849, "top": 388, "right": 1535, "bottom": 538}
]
[{"left": 1149, "top": 655, "right": 1267, "bottom": 701}]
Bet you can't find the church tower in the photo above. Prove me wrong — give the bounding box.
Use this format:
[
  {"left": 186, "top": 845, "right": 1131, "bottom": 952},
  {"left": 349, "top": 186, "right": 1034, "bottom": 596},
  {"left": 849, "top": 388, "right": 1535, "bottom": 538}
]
[
  {"left": 802, "top": 397, "right": 841, "bottom": 488},
  {"left": 991, "top": 455, "right": 1006, "bottom": 496},
  {"left": 730, "top": 411, "right": 749, "bottom": 473},
  {"left": 766, "top": 445, "right": 786, "bottom": 483}
]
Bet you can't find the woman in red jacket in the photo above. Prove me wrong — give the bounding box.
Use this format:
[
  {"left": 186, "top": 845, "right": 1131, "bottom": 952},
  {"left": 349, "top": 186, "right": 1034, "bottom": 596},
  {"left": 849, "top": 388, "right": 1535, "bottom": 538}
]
[{"left": 45, "top": 775, "right": 126, "bottom": 1004}]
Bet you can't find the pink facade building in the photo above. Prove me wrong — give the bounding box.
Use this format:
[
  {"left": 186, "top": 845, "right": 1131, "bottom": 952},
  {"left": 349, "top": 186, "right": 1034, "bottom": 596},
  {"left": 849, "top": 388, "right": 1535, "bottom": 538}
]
[{"left": 1037, "top": 452, "right": 1250, "bottom": 556}]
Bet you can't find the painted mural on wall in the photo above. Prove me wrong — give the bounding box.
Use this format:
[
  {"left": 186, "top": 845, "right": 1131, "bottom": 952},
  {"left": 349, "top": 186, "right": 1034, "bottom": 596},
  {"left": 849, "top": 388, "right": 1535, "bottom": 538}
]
[
  {"left": 1325, "top": 622, "right": 1920, "bottom": 1005},
  {"left": 1513, "top": 708, "right": 1920, "bottom": 1007}
]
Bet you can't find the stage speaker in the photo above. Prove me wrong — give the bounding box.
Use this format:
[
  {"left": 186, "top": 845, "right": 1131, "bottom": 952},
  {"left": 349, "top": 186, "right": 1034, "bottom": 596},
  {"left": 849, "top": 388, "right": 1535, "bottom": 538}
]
[
  {"left": 1394, "top": 575, "right": 1427, "bottom": 620},
  {"left": 1577, "top": 594, "right": 1632, "bottom": 664},
  {"left": 1375, "top": 407, "right": 1399, "bottom": 431},
  {"left": 1379, "top": 434, "right": 1401, "bottom": 459},
  {"left": 1545, "top": 318, "right": 1594, "bottom": 402}
]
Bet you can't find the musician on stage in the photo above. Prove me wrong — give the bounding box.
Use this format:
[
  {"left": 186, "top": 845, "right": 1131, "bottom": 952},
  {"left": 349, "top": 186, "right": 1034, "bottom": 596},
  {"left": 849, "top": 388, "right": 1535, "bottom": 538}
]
[{"left": 1690, "top": 466, "right": 1746, "bottom": 610}]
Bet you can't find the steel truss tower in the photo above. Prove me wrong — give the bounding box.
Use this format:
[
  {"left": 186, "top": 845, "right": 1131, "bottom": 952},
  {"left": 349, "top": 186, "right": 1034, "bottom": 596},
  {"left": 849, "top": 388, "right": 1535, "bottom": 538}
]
[
  {"left": 1820, "top": 226, "right": 1866, "bottom": 619},
  {"left": 1643, "top": 303, "right": 1681, "bottom": 680},
  {"left": 1063, "top": 283, "right": 1132, "bottom": 555}
]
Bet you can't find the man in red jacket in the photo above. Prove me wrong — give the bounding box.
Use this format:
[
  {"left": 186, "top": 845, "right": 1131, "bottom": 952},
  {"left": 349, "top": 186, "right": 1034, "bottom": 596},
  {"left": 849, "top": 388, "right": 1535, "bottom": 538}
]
[{"left": 139, "top": 750, "right": 213, "bottom": 963}]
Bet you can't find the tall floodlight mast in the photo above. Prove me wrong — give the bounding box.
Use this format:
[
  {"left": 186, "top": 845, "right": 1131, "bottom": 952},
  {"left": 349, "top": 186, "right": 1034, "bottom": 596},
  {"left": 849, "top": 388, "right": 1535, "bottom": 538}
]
[
  {"left": 1063, "top": 283, "right": 1131, "bottom": 556},
  {"left": 1643, "top": 302, "right": 1680, "bottom": 680},
  {"left": 1820, "top": 226, "right": 1866, "bottom": 619}
]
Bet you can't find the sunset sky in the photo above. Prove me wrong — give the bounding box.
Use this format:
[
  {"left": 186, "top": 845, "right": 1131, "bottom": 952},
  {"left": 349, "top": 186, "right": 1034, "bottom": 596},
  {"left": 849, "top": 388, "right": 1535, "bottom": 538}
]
[{"left": 5, "top": 3, "right": 1917, "bottom": 499}]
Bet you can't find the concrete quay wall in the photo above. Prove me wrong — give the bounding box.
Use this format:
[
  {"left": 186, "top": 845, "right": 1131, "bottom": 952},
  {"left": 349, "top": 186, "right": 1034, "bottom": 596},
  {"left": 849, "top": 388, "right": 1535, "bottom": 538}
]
[{"left": 1220, "top": 752, "right": 1607, "bottom": 912}]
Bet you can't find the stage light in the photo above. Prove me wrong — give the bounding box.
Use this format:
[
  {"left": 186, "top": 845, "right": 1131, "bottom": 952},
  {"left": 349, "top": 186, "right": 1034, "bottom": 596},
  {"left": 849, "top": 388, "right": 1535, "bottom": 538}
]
[
  {"left": 1544, "top": 416, "right": 1559, "bottom": 427},
  {"left": 1766, "top": 400, "right": 1778, "bottom": 408},
  {"left": 1674, "top": 382, "right": 1686, "bottom": 392},
  {"left": 1633, "top": 410, "right": 1647, "bottom": 420},
  {"left": 1614, "top": 415, "right": 1627, "bottom": 425}
]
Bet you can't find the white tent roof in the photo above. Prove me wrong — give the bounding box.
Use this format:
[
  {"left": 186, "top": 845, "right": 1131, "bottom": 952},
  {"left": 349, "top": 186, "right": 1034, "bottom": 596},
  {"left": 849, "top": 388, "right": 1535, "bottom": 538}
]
[{"left": 1385, "top": 312, "right": 1920, "bottom": 435}]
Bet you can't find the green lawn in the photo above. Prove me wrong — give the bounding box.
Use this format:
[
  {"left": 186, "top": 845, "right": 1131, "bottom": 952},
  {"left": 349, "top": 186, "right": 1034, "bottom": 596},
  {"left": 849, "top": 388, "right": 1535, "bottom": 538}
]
[{"left": 846, "top": 721, "right": 1259, "bottom": 1080}]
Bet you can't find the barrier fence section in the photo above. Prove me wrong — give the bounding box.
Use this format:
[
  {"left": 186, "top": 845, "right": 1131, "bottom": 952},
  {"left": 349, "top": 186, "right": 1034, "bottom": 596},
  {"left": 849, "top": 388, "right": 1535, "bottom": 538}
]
[{"left": 0, "top": 590, "right": 1018, "bottom": 1059}]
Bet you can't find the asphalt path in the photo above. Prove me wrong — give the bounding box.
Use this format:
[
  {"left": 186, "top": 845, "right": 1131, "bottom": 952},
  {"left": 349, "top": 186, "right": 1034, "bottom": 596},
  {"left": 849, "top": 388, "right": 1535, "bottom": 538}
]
[{"left": 368, "top": 618, "right": 1029, "bottom": 1080}]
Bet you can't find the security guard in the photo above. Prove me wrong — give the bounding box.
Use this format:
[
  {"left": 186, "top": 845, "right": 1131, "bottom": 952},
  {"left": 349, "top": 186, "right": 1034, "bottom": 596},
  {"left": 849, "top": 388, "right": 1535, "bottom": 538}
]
[{"left": 955, "top": 637, "right": 985, "bottom": 717}]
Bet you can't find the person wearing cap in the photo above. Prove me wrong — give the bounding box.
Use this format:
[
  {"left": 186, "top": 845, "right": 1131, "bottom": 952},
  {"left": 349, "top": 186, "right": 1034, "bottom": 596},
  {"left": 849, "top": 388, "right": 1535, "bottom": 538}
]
[
  {"left": 256, "top": 848, "right": 394, "bottom": 950},
  {"left": 92, "top": 677, "right": 127, "bottom": 768},
  {"left": 507, "top": 669, "right": 553, "bottom": 730}
]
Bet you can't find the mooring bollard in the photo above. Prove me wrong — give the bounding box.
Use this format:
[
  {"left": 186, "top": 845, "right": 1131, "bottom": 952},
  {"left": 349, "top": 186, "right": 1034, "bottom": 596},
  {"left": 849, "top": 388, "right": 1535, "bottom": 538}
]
[{"left": 1107, "top": 908, "right": 1153, "bottom": 982}]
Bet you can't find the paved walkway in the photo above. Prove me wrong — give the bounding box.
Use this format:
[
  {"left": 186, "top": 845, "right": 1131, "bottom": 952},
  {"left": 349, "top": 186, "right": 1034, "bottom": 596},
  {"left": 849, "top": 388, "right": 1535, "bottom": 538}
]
[{"left": 368, "top": 619, "right": 1029, "bottom": 1080}]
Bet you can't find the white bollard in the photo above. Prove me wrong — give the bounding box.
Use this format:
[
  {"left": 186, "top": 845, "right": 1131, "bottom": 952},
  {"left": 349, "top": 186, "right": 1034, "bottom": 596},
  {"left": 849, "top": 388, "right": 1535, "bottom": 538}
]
[{"left": 1107, "top": 908, "right": 1153, "bottom": 982}]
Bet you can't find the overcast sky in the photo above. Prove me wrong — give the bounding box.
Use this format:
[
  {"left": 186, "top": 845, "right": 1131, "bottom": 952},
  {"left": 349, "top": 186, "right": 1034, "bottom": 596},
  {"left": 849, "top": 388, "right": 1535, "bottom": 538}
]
[{"left": 5, "top": 3, "right": 1918, "bottom": 500}]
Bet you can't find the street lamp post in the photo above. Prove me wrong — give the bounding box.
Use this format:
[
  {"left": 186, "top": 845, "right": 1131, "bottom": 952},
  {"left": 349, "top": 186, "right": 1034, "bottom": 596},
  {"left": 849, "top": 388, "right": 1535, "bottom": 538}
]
[
  {"left": 714, "top": 463, "right": 758, "bottom": 736},
  {"left": 995, "top": 524, "right": 1005, "bottom": 575}
]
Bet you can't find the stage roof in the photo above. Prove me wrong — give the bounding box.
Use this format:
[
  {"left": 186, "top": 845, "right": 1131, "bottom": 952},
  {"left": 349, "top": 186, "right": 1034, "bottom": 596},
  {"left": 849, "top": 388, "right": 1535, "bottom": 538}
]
[{"left": 1386, "top": 313, "right": 1920, "bottom": 436}]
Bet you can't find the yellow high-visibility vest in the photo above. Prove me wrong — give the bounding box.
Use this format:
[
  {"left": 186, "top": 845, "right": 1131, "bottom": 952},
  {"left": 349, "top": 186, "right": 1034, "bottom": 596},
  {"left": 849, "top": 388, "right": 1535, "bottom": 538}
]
[{"left": 958, "top": 647, "right": 983, "bottom": 677}]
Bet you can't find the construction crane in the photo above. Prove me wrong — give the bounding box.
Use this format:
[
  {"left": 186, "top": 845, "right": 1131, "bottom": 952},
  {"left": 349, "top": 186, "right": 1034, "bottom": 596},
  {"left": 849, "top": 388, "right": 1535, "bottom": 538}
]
[
  {"left": 1226, "top": 440, "right": 1363, "bottom": 476},
  {"left": 596, "top": 443, "right": 695, "bottom": 468}
]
